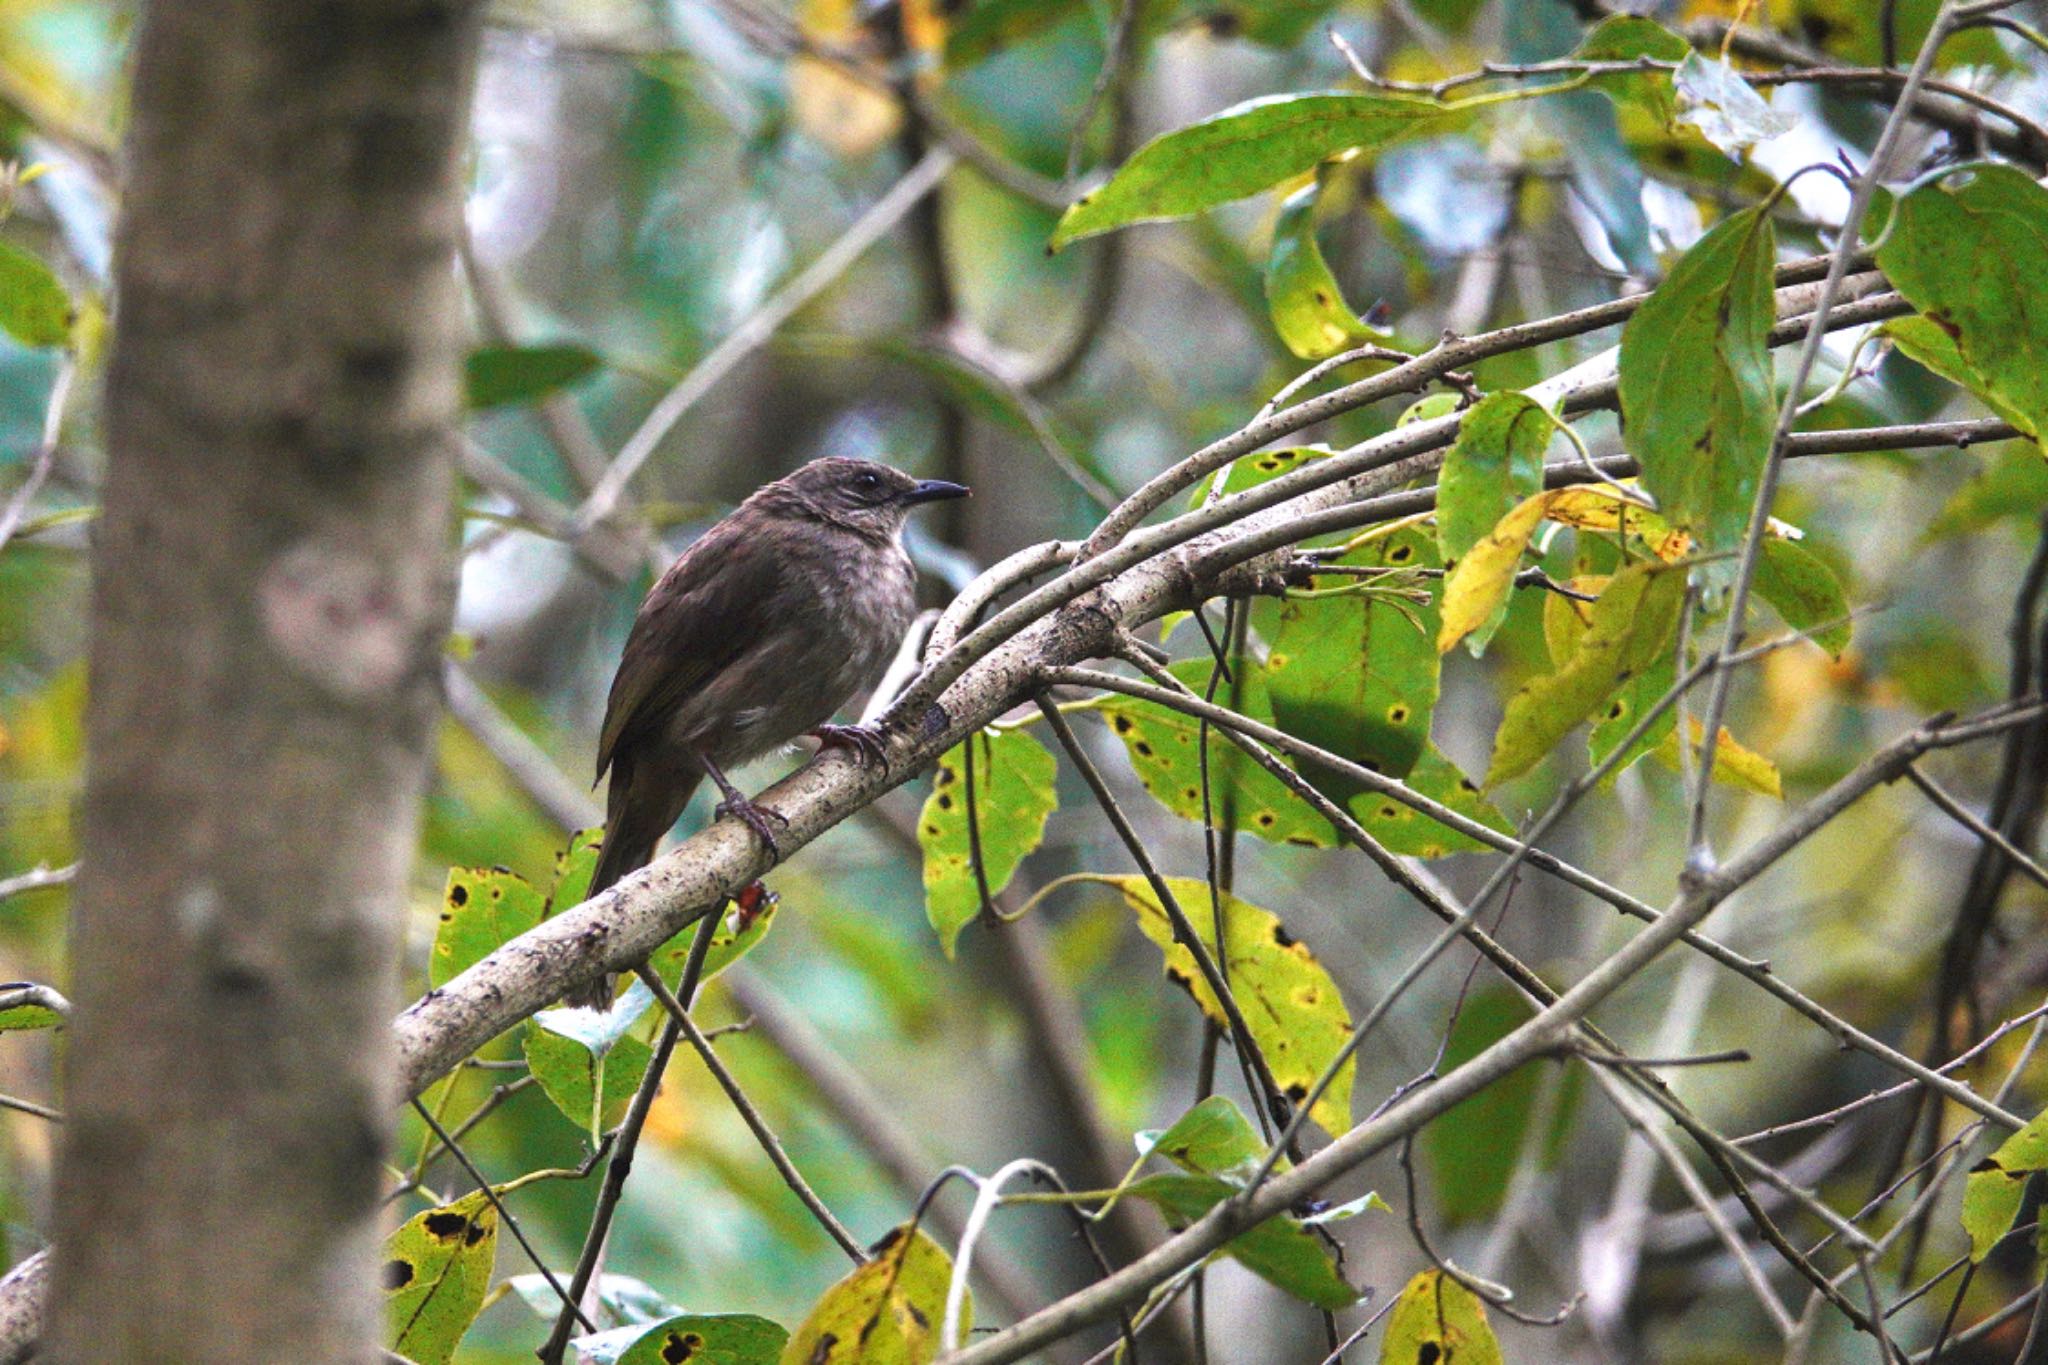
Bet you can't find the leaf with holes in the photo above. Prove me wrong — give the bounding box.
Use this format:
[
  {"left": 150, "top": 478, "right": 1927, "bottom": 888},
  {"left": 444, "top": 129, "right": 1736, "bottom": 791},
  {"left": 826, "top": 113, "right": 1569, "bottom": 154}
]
[
  {"left": 1266, "top": 527, "right": 1440, "bottom": 789},
  {"left": 1962, "top": 1108, "right": 2048, "bottom": 1261},
  {"left": 1266, "top": 178, "right": 1378, "bottom": 360},
  {"left": 646, "top": 888, "right": 781, "bottom": 991},
  {"left": 432, "top": 864, "right": 547, "bottom": 989},
  {"left": 609, "top": 1314, "right": 788, "bottom": 1365},
  {"left": 1378, "top": 1269, "right": 1504, "bottom": 1365},
  {"left": 1101, "top": 875, "right": 1353, "bottom": 1136},
  {"left": 1187, "top": 446, "right": 1330, "bottom": 508},
  {"left": 1344, "top": 745, "right": 1508, "bottom": 857},
  {"left": 1050, "top": 92, "right": 1454, "bottom": 248},
  {"left": 1618, "top": 204, "right": 1777, "bottom": 560},
  {"left": 1877, "top": 165, "right": 2048, "bottom": 442},
  {"left": 384, "top": 1191, "right": 499, "bottom": 1365},
  {"left": 780, "top": 1224, "right": 962, "bottom": 1364},
  {"left": 1099, "top": 661, "right": 1335, "bottom": 849},
  {"left": 919, "top": 727, "right": 1058, "bottom": 957},
  {"left": 1487, "top": 560, "right": 1685, "bottom": 786},
  {"left": 1438, "top": 392, "right": 1555, "bottom": 566},
  {"left": 1125, "top": 1173, "right": 1362, "bottom": 1309}
]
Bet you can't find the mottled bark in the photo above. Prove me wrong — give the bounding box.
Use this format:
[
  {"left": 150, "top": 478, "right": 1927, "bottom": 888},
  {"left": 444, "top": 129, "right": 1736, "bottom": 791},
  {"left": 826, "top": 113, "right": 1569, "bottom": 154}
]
[{"left": 45, "top": 3, "right": 479, "bottom": 1361}]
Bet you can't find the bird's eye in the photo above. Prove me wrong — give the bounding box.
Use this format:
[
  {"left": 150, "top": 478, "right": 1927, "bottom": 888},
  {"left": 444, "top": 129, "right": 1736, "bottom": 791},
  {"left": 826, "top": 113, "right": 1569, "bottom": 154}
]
[{"left": 855, "top": 470, "right": 881, "bottom": 491}]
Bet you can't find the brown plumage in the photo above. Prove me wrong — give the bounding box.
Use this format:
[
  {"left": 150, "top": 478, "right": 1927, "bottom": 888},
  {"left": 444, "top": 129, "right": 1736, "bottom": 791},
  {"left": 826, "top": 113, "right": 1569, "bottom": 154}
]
[{"left": 566, "top": 457, "right": 968, "bottom": 1009}]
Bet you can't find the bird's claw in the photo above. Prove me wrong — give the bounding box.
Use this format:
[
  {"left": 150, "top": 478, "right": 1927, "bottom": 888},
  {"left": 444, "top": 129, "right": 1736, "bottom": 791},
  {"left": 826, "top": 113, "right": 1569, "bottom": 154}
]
[
  {"left": 812, "top": 722, "right": 891, "bottom": 773},
  {"left": 714, "top": 795, "right": 788, "bottom": 858}
]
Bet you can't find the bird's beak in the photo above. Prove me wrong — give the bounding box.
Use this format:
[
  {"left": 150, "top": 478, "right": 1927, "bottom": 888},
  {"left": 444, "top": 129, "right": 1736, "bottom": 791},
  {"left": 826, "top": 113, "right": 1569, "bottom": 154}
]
[{"left": 904, "top": 479, "right": 971, "bottom": 505}]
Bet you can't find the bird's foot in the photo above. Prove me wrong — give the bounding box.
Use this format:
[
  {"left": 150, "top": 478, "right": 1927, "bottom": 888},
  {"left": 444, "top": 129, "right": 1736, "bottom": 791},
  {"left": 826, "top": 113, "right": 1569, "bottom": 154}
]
[
  {"left": 812, "top": 722, "right": 891, "bottom": 773},
  {"left": 714, "top": 794, "right": 788, "bottom": 858}
]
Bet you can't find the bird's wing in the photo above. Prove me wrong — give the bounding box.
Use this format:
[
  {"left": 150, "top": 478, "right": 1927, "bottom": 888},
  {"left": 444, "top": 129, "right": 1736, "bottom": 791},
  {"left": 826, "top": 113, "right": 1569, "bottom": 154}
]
[{"left": 594, "top": 516, "right": 791, "bottom": 782}]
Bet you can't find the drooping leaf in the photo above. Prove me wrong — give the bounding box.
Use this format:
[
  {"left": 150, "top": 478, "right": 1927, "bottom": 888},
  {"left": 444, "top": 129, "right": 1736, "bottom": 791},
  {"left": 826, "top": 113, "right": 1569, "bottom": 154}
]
[
  {"left": 1266, "top": 177, "right": 1378, "bottom": 360},
  {"left": 1962, "top": 1108, "right": 2048, "bottom": 1261},
  {"left": 1437, "top": 494, "right": 1549, "bottom": 656},
  {"left": 0, "top": 241, "right": 70, "bottom": 349},
  {"left": 1378, "top": 1269, "right": 1504, "bottom": 1365},
  {"left": 1425, "top": 988, "right": 1561, "bottom": 1222},
  {"left": 1137, "top": 1095, "right": 1265, "bottom": 1181},
  {"left": 779, "top": 1224, "right": 962, "bottom": 1365},
  {"left": 919, "top": 727, "right": 1059, "bottom": 957},
  {"left": 1438, "top": 391, "right": 1555, "bottom": 565},
  {"left": 1124, "top": 1172, "right": 1362, "bottom": 1309},
  {"left": 1673, "top": 52, "right": 1797, "bottom": 155},
  {"left": 464, "top": 343, "right": 602, "bottom": 410},
  {"left": 1572, "top": 15, "right": 1690, "bottom": 128},
  {"left": 1753, "top": 538, "right": 1851, "bottom": 657},
  {"left": 1051, "top": 92, "right": 1453, "bottom": 248},
  {"left": 1266, "top": 527, "right": 1440, "bottom": 785},
  {"left": 524, "top": 987, "right": 658, "bottom": 1139},
  {"left": 432, "top": 864, "right": 547, "bottom": 989},
  {"left": 1486, "top": 560, "right": 1685, "bottom": 786},
  {"left": 1882, "top": 316, "right": 2035, "bottom": 435},
  {"left": 1876, "top": 165, "right": 2048, "bottom": 442},
  {"left": 1654, "top": 717, "right": 1783, "bottom": 798},
  {"left": 612, "top": 1314, "right": 789, "bottom": 1365},
  {"left": 1099, "top": 660, "right": 1336, "bottom": 849},
  {"left": 1618, "top": 203, "right": 1778, "bottom": 559},
  {"left": 1540, "top": 486, "right": 1694, "bottom": 563},
  {"left": 1102, "top": 875, "right": 1353, "bottom": 1135},
  {"left": 384, "top": 1191, "right": 499, "bottom": 1365}
]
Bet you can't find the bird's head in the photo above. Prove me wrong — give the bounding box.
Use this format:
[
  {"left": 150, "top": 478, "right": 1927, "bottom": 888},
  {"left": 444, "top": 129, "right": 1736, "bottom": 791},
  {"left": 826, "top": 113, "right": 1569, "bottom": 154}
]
[{"left": 766, "top": 457, "right": 969, "bottom": 542}]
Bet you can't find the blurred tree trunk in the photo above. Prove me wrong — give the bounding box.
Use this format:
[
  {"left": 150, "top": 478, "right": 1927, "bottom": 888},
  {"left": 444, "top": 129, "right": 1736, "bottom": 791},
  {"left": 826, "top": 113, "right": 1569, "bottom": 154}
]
[{"left": 44, "top": 3, "right": 479, "bottom": 1361}]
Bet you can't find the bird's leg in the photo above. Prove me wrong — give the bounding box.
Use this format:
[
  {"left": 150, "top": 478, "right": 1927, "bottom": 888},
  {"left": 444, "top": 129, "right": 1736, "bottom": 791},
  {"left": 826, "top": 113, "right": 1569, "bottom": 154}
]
[
  {"left": 810, "top": 722, "right": 890, "bottom": 773},
  {"left": 700, "top": 754, "right": 786, "bottom": 858}
]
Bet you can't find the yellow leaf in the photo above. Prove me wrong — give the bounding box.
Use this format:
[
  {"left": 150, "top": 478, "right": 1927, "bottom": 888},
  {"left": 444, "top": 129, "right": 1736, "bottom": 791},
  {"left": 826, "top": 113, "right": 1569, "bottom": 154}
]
[
  {"left": 1437, "top": 494, "right": 1549, "bottom": 654},
  {"left": 781, "top": 1224, "right": 962, "bottom": 1365},
  {"left": 1378, "top": 1270, "right": 1504, "bottom": 1365},
  {"left": 1656, "top": 717, "right": 1782, "bottom": 798},
  {"left": 790, "top": 0, "right": 902, "bottom": 155}
]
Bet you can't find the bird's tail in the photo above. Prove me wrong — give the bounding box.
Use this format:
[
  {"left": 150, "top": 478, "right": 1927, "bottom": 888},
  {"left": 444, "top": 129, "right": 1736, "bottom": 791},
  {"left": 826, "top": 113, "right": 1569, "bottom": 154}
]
[{"left": 560, "top": 765, "right": 701, "bottom": 1010}]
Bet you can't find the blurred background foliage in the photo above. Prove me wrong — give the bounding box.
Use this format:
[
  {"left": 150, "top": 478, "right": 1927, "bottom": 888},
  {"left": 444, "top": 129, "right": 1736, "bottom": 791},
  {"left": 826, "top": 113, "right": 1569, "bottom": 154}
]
[{"left": 2, "top": 0, "right": 2046, "bottom": 1360}]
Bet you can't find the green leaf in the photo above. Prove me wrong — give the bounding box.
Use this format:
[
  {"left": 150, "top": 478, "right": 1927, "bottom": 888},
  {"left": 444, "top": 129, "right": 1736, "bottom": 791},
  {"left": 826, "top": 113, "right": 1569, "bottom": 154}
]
[
  {"left": 1425, "top": 988, "right": 1554, "bottom": 1222},
  {"left": 1160, "top": 0, "right": 1345, "bottom": 46},
  {"left": 1486, "top": 560, "right": 1685, "bottom": 786},
  {"left": 1925, "top": 443, "right": 2048, "bottom": 541},
  {"left": 1962, "top": 1108, "right": 2048, "bottom": 1261},
  {"left": 1102, "top": 875, "right": 1354, "bottom": 1136},
  {"left": 1344, "top": 745, "right": 1509, "bottom": 858},
  {"left": 0, "top": 1003, "right": 59, "bottom": 1032},
  {"left": 1266, "top": 527, "right": 1441, "bottom": 782},
  {"left": 1124, "top": 1172, "right": 1362, "bottom": 1309},
  {"left": 647, "top": 889, "right": 781, "bottom": 990},
  {"left": 780, "top": 1224, "right": 961, "bottom": 1365},
  {"left": 553, "top": 827, "right": 603, "bottom": 908},
  {"left": 1099, "top": 659, "right": 1335, "bottom": 849},
  {"left": 1572, "top": 15, "right": 1690, "bottom": 128},
  {"left": 614, "top": 1314, "right": 789, "bottom": 1365},
  {"left": 1187, "top": 446, "right": 1329, "bottom": 508},
  {"left": 523, "top": 998, "right": 657, "bottom": 1139},
  {"left": 0, "top": 241, "right": 70, "bottom": 349},
  {"left": 919, "top": 728, "right": 1059, "bottom": 958},
  {"left": 1438, "top": 391, "right": 1554, "bottom": 564},
  {"left": 1876, "top": 164, "right": 2048, "bottom": 442},
  {"left": 1050, "top": 92, "right": 1453, "bottom": 248},
  {"left": 1754, "top": 539, "right": 1851, "bottom": 657},
  {"left": 1378, "top": 1269, "right": 1504, "bottom": 1365},
  {"left": 384, "top": 1191, "right": 498, "bottom": 1365},
  {"left": 1138, "top": 1095, "right": 1265, "bottom": 1181},
  {"left": 432, "top": 864, "right": 547, "bottom": 989},
  {"left": 464, "top": 342, "right": 602, "bottom": 410},
  {"left": 1882, "top": 315, "right": 2035, "bottom": 435},
  {"left": 943, "top": 0, "right": 1085, "bottom": 67},
  {"left": 1618, "top": 203, "right": 1777, "bottom": 558},
  {"left": 1265, "top": 178, "right": 1377, "bottom": 360}
]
